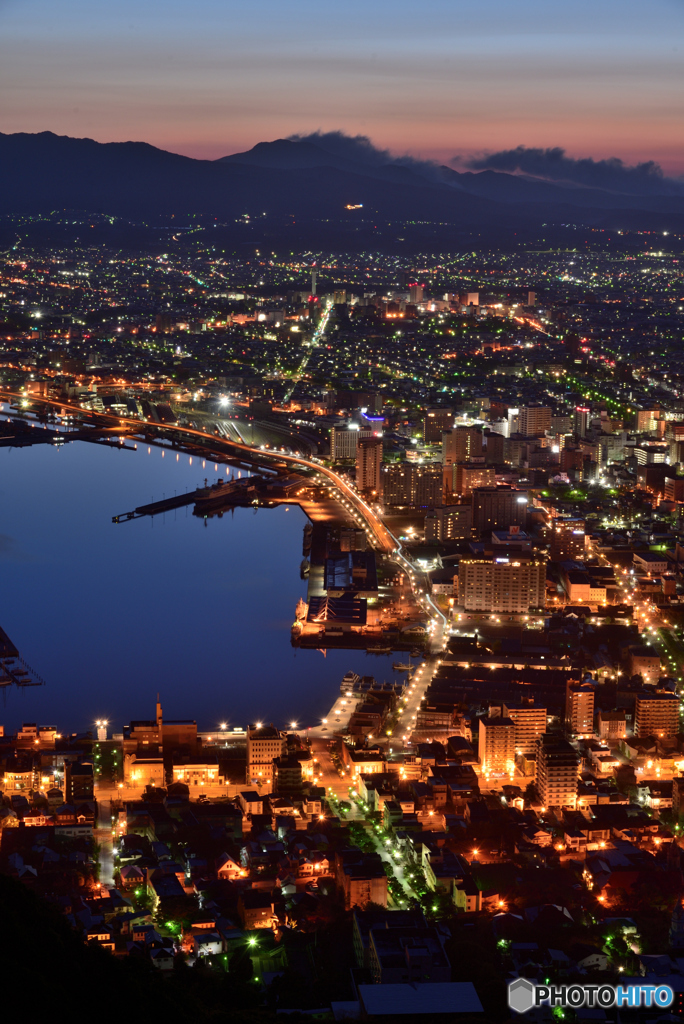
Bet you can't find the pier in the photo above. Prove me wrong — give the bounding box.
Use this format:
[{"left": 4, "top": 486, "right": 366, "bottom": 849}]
[
  {"left": 112, "top": 477, "right": 259, "bottom": 522},
  {"left": 0, "top": 626, "right": 45, "bottom": 690},
  {"left": 0, "top": 416, "right": 135, "bottom": 450}
]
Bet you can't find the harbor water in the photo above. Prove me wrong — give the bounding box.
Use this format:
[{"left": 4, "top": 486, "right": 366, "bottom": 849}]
[{"left": 0, "top": 438, "right": 400, "bottom": 733}]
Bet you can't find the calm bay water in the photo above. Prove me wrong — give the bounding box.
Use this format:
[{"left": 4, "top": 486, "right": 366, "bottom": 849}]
[{"left": 0, "top": 438, "right": 397, "bottom": 733}]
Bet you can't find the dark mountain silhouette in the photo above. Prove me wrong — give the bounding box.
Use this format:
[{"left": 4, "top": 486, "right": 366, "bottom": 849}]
[
  {"left": 222, "top": 133, "right": 446, "bottom": 187},
  {"left": 1, "top": 131, "right": 683, "bottom": 245}
]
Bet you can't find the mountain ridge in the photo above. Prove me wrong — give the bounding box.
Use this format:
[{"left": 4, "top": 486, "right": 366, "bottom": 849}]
[{"left": 1, "top": 131, "right": 682, "bottom": 244}]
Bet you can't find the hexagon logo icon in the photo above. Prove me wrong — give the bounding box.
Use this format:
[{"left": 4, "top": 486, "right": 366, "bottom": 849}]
[{"left": 508, "top": 977, "right": 536, "bottom": 1015}]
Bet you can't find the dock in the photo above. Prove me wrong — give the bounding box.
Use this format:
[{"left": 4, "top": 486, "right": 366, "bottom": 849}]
[
  {"left": 0, "top": 417, "right": 136, "bottom": 450},
  {"left": 112, "top": 476, "right": 262, "bottom": 522},
  {"left": 0, "top": 626, "right": 45, "bottom": 690},
  {"left": 113, "top": 487, "right": 210, "bottom": 522}
]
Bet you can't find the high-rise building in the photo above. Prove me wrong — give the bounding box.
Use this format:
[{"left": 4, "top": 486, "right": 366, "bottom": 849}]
[
  {"left": 551, "top": 415, "right": 573, "bottom": 435},
  {"left": 664, "top": 476, "right": 684, "bottom": 502},
  {"left": 560, "top": 445, "right": 585, "bottom": 476},
  {"left": 424, "top": 504, "right": 473, "bottom": 542},
  {"left": 483, "top": 429, "right": 505, "bottom": 464},
  {"left": 574, "top": 407, "right": 590, "bottom": 438},
  {"left": 380, "top": 463, "right": 410, "bottom": 507},
  {"left": 665, "top": 421, "right": 684, "bottom": 442},
  {"left": 442, "top": 426, "right": 483, "bottom": 467},
  {"left": 331, "top": 427, "right": 373, "bottom": 461},
  {"left": 504, "top": 434, "right": 529, "bottom": 468},
  {"left": 246, "top": 724, "right": 287, "bottom": 783},
  {"left": 565, "top": 681, "right": 595, "bottom": 737},
  {"left": 634, "top": 693, "right": 679, "bottom": 739},
  {"left": 409, "top": 463, "right": 442, "bottom": 507},
  {"left": 458, "top": 551, "right": 547, "bottom": 613},
  {"left": 408, "top": 283, "right": 424, "bottom": 303},
  {"left": 549, "top": 518, "right": 586, "bottom": 561},
  {"left": 478, "top": 716, "right": 515, "bottom": 775},
  {"left": 669, "top": 440, "right": 684, "bottom": 466},
  {"left": 633, "top": 442, "right": 668, "bottom": 465},
  {"left": 452, "top": 463, "right": 495, "bottom": 499},
  {"left": 356, "top": 436, "right": 383, "bottom": 495},
  {"left": 422, "top": 408, "right": 453, "bottom": 443},
  {"left": 527, "top": 291, "right": 536, "bottom": 307},
  {"left": 380, "top": 462, "right": 442, "bottom": 507},
  {"left": 636, "top": 409, "right": 660, "bottom": 432},
  {"left": 507, "top": 408, "right": 520, "bottom": 436},
  {"left": 673, "top": 776, "right": 684, "bottom": 818},
  {"left": 518, "top": 406, "right": 551, "bottom": 437},
  {"left": 336, "top": 390, "right": 382, "bottom": 414},
  {"left": 503, "top": 702, "right": 547, "bottom": 756},
  {"left": 471, "top": 486, "right": 527, "bottom": 534},
  {"left": 535, "top": 734, "right": 580, "bottom": 809}
]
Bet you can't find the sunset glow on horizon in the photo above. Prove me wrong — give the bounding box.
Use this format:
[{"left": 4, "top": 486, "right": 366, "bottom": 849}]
[{"left": 0, "top": 0, "right": 683, "bottom": 173}]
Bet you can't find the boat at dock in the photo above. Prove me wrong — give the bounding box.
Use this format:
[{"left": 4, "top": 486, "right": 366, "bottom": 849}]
[
  {"left": 193, "top": 476, "right": 260, "bottom": 512},
  {"left": 340, "top": 671, "right": 360, "bottom": 693}
]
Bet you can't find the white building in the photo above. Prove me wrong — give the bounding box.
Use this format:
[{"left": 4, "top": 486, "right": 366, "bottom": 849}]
[
  {"left": 458, "top": 553, "right": 546, "bottom": 613},
  {"left": 331, "top": 427, "right": 373, "bottom": 460},
  {"left": 246, "top": 724, "right": 287, "bottom": 783}
]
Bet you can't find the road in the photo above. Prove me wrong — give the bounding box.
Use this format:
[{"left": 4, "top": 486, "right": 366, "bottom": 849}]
[
  {"left": 392, "top": 550, "right": 448, "bottom": 654},
  {"left": 596, "top": 547, "right": 684, "bottom": 690},
  {"left": 381, "top": 552, "right": 449, "bottom": 745},
  {"left": 388, "top": 657, "right": 445, "bottom": 744},
  {"left": 282, "top": 300, "right": 332, "bottom": 403},
  {"left": 309, "top": 740, "right": 356, "bottom": 800},
  {"left": 95, "top": 799, "right": 115, "bottom": 886},
  {"left": 367, "top": 826, "right": 414, "bottom": 906}
]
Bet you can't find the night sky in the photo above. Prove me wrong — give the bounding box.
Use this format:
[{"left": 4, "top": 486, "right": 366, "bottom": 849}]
[{"left": 0, "top": 0, "right": 682, "bottom": 171}]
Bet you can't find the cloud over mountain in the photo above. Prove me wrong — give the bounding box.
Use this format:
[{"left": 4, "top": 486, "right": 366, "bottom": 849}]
[
  {"left": 460, "top": 146, "right": 683, "bottom": 196},
  {"left": 286, "top": 130, "right": 441, "bottom": 180}
]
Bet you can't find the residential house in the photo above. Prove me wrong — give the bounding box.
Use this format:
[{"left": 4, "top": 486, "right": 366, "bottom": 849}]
[{"left": 238, "top": 889, "right": 276, "bottom": 930}]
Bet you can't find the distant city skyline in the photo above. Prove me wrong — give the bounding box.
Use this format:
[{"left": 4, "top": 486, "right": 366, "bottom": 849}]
[{"left": 1, "top": 0, "right": 683, "bottom": 172}]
